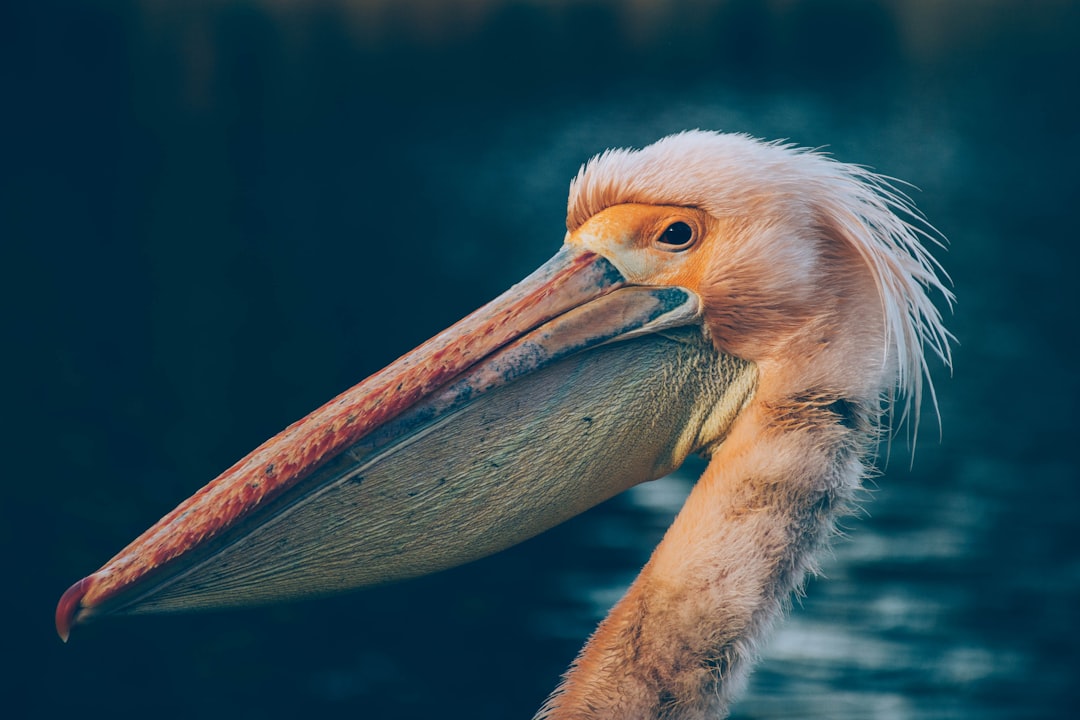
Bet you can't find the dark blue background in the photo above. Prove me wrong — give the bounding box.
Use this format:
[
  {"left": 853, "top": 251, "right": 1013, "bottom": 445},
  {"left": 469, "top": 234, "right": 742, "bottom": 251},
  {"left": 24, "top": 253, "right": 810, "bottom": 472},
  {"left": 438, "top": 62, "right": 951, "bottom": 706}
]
[{"left": 4, "top": 1, "right": 1077, "bottom": 718}]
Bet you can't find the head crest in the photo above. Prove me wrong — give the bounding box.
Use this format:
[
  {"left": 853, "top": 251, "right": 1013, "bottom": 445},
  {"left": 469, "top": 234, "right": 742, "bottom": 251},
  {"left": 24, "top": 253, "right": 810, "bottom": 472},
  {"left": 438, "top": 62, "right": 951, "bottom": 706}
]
[{"left": 568, "top": 131, "right": 953, "bottom": 432}]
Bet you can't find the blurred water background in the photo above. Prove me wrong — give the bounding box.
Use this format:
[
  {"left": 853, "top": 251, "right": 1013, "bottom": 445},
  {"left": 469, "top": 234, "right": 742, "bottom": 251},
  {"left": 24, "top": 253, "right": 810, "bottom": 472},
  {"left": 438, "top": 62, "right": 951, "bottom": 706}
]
[{"left": 4, "top": 1, "right": 1078, "bottom": 718}]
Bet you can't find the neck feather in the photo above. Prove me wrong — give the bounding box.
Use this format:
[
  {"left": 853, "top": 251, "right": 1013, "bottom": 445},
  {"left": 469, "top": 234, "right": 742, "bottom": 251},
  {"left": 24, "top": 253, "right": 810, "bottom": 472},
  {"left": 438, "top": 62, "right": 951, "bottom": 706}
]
[{"left": 535, "top": 393, "right": 875, "bottom": 720}]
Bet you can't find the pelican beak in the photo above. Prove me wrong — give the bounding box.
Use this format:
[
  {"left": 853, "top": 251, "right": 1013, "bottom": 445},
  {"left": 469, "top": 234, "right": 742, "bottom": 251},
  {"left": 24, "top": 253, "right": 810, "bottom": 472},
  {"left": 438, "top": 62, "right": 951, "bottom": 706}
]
[{"left": 57, "top": 246, "right": 756, "bottom": 641}]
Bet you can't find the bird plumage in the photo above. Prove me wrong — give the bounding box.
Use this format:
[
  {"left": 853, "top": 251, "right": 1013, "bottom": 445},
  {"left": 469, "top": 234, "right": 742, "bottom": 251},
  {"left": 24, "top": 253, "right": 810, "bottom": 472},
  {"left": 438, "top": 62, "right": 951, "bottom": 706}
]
[{"left": 538, "top": 131, "right": 952, "bottom": 718}]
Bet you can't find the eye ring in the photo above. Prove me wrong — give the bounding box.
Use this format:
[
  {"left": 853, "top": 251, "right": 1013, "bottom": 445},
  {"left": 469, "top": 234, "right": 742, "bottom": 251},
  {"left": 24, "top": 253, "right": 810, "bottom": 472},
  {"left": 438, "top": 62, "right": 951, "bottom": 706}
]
[{"left": 655, "top": 220, "right": 695, "bottom": 251}]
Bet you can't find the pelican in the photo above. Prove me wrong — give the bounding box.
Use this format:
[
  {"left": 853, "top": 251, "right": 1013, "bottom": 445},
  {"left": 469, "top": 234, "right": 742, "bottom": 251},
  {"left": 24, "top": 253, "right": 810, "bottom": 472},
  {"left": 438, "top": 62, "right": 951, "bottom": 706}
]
[{"left": 56, "top": 131, "right": 951, "bottom": 719}]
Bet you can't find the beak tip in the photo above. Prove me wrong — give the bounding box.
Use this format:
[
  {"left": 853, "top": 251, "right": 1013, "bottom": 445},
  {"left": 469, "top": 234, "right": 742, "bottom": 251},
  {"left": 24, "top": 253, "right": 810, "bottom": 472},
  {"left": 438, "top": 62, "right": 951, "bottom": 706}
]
[{"left": 56, "top": 576, "right": 93, "bottom": 642}]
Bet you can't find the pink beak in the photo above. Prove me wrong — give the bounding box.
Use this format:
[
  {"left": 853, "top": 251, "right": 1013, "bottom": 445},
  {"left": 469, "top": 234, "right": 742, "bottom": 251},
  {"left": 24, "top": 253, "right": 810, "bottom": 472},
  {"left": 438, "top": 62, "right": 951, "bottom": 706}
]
[{"left": 57, "top": 245, "right": 721, "bottom": 640}]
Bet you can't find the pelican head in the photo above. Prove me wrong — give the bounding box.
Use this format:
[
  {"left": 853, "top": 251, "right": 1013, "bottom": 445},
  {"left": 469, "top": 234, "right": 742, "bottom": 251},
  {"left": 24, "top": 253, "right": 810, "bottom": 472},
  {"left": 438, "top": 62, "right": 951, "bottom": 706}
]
[{"left": 57, "top": 131, "right": 951, "bottom": 719}]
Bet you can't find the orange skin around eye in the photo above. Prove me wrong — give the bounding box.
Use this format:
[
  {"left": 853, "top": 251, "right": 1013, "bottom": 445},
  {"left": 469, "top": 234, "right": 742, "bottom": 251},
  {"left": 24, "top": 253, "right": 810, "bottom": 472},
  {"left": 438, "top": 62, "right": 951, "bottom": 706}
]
[{"left": 567, "top": 203, "right": 717, "bottom": 290}]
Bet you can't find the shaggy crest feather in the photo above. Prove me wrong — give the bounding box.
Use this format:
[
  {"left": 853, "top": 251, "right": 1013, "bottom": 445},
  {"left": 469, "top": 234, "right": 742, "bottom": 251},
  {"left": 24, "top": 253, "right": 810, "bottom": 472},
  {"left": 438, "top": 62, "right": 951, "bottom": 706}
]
[{"left": 567, "top": 130, "right": 953, "bottom": 434}]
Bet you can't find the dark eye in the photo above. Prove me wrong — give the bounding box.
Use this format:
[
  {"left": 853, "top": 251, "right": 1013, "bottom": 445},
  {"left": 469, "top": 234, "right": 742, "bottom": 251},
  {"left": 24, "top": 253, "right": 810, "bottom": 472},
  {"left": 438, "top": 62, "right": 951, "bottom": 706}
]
[{"left": 658, "top": 221, "right": 694, "bottom": 249}]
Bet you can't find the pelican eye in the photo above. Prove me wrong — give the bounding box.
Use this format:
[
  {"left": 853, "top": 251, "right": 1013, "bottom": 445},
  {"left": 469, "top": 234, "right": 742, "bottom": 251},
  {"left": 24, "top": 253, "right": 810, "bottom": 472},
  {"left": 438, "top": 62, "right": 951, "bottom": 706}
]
[{"left": 657, "top": 221, "right": 694, "bottom": 250}]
